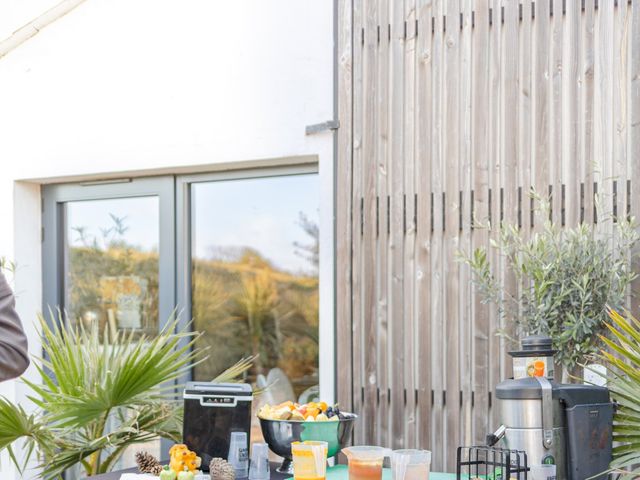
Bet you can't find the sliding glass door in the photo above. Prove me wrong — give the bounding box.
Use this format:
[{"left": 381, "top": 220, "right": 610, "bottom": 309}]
[{"left": 41, "top": 166, "right": 321, "bottom": 469}]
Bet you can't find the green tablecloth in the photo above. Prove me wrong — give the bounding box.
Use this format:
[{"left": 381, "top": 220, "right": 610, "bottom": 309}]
[{"left": 289, "top": 464, "right": 456, "bottom": 480}]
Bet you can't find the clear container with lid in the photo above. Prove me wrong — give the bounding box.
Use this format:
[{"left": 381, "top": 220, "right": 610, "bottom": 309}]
[{"left": 509, "top": 335, "right": 556, "bottom": 379}]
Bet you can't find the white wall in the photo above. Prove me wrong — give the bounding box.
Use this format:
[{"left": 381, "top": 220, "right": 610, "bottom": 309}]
[{"left": 0, "top": 1, "right": 334, "bottom": 477}]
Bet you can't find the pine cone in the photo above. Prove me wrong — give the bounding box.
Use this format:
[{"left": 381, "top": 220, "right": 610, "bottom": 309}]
[
  {"left": 135, "top": 450, "right": 163, "bottom": 475},
  {"left": 209, "top": 457, "right": 236, "bottom": 480}
]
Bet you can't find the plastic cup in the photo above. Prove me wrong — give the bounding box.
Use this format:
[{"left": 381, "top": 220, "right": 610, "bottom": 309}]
[
  {"left": 228, "top": 431, "right": 249, "bottom": 479},
  {"left": 530, "top": 464, "right": 556, "bottom": 480},
  {"left": 292, "top": 441, "right": 329, "bottom": 480},
  {"left": 534, "top": 360, "right": 546, "bottom": 377},
  {"left": 249, "top": 442, "right": 270, "bottom": 480},
  {"left": 343, "top": 446, "right": 391, "bottom": 480},
  {"left": 391, "top": 450, "right": 431, "bottom": 480}
]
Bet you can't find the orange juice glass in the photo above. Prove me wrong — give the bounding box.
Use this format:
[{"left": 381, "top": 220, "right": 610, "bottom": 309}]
[
  {"left": 343, "top": 446, "right": 391, "bottom": 480},
  {"left": 534, "top": 360, "right": 546, "bottom": 377},
  {"left": 292, "top": 441, "right": 328, "bottom": 480}
]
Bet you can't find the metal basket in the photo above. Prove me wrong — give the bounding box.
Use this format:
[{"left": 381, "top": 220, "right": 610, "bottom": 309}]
[{"left": 456, "top": 446, "right": 529, "bottom": 480}]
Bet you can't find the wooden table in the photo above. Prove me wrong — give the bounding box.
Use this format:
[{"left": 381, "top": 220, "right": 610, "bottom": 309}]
[{"left": 88, "top": 462, "right": 291, "bottom": 480}]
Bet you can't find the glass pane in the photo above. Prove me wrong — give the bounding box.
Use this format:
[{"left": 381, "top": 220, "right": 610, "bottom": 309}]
[
  {"left": 65, "top": 196, "right": 160, "bottom": 336},
  {"left": 64, "top": 195, "right": 162, "bottom": 474},
  {"left": 191, "top": 173, "right": 320, "bottom": 398}
]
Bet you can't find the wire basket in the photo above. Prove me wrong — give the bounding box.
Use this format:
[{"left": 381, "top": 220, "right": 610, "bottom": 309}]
[{"left": 456, "top": 446, "right": 528, "bottom": 480}]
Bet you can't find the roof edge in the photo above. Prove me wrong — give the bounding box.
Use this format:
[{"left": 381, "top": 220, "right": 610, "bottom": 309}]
[{"left": 0, "top": 0, "right": 88, "bottom": 60}]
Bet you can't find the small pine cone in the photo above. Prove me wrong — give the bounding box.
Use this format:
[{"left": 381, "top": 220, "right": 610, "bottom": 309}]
[
  {"left": 209, "top": 457, "right": 236, "bottom": 480},
  {"left": 135, "top": 450, "right": 162, "bottom": 475}
]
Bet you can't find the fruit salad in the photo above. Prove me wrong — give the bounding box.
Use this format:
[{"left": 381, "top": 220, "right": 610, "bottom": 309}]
[{"left": 258, "top": 401, "right": 354, "bottom": 422}]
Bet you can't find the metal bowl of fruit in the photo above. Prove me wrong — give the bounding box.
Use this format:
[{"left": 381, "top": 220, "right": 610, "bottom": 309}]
[{"left": 258, "top": 402, "right": 357, "bottom": 474}]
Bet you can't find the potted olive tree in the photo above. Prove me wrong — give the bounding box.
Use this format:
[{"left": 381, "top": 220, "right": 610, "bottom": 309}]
[{"left": 460, "top": 194, "right": 639, "bottom": 381}]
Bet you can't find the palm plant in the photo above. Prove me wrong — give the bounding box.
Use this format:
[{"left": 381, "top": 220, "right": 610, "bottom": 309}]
[
  {"left": 599, "top": 308, "right": 640, "bottom": 479},
  {"left": 0, "top": 314, "right": 252, "bottom": 479},
  {"left": 227, "top": 272, "right": 280, "bottom": 374}
]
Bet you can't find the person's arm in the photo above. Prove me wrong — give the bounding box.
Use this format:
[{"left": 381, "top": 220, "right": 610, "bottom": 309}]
[{"left": 0, "top": 272, "right": 29, "bottom": 381}]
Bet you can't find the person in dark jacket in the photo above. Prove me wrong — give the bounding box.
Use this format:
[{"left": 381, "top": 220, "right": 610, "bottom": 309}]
[{"left": 0, "top": 271, "right": 29, "bottom": 381}]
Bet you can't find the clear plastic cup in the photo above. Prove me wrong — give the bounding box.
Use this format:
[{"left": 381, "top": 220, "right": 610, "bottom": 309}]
[
  {"left": 291, "top": 441, "right": 329, "bottom": 480},
  {"left": 391, "top": 449, "right": 431, "bottom": 480},
  {"left": 228, "top": 431, "right": 249, "bottom": 479},
  {"left": 530, "top": 464, "right": 556, "bottom": 480},
  {"left": 249, "top": 442, "right": 270, "bottom": 480},
  {"left": 343, "top": 446, "right": 392, "bottom": 480}
]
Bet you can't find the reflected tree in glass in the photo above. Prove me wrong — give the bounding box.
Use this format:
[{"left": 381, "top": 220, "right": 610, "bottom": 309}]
[
  {"left": 66, "top": 198, "right": 160, "bottom": 339},
  {"left": 191, "top": 174, "right": 320, "bottom": 399}
]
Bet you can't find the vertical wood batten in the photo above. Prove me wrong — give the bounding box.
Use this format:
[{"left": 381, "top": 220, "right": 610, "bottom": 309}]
[
  {"left": 443, "top": 0, "right": 461, "bottom": 470},
  {"left": 335, "top": 0, "right": 354, "bottom": 421},
  {"left": 596, "top": 0, "right": 615, "bottom": 241},
  {"left": 459, "top": 0, "right": 473, "bottom": 448},
  {"left": 389, "top": 0, "right": 406, "bottom": 451},
  {"left": 351, "top": 0, "right": 364, "bottom": 446},
  {"left": 415, "top": 0, "right": 433, "bottom": 452},
  {"left": 563, "top": 0, "right": 581, "bottom": 227},
  {"left": 533, "top": 0, "right": 551, "bottom": 212},
  {"left": 519, "top": 0, "right": 533, "bottom": 234},
  {"left": 612, "top": 0, "right": 628, "bottom": 229},
  {"left": 403, "top": 0, "right": 418, "bottom": 448},
  {"left": 429, "top": 0, "right": 445, "bottom": 468},
  {"left": 582, "top": 0, "right": 596, "bottom": 224},
  {"left": 501, "top": 0, "right": 519, "bottom": 381},
  {"left": 361, "top": 0, "right": 379, "bottom": 445},
  {"left": 551, "top": 0, "right": 564, "bottom": 227},
  {"left": 376, "top": 0, "right": 391, "bottom": 451},
  {"left": 470, "top": 0, "right": 491, "bottom": 446},
  {"left": 487, "top": 0, "right": 502, "bottom": 432}
]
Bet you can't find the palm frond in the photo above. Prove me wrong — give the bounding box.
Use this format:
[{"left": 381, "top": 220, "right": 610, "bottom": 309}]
[
  {"left": 212, "top": 355, "right": 269, "bottom": 395},
  {"left": 31, "top": 314, "right": 206, "bottom": 428},
  {"left": 0, "top": 312, "right": 214, "bottom": 478},
  {"left": 0, "top": 397, "right": 51, "bottom": 474},
  {"left": 601, "top": 308, "right": 640, "bottom": 478},
  {"left": 212, "top": 355, "right": 256, "bottom": 383}
]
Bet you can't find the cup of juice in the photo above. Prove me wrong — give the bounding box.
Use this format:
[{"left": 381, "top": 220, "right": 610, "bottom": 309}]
[
  {"left": 391, "top": 449, "right": 431, "bottom": 480},
  {"left": 292, "top": 441, "right": 329, "bottom": 480},
  {"left": 533, "top": 360, "right": 546, "bottom": 377},
  {"left": 343, "top": 446, "right": 391, "bottom": 480}
]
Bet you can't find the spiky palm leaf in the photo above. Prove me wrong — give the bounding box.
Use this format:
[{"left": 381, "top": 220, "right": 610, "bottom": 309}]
[
  {"left": 0, "top": 313, "right": 254, "bottom": 479},
  {"left": 599, "top": 308, "right": 640, "bottom": 479}
]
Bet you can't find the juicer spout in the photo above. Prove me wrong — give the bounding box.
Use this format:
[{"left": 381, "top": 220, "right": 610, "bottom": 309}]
[{"left": 485, "top": 424, "right": 506, "bottom": 447}]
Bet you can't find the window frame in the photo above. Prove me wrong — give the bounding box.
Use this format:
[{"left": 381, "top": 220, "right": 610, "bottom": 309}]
[
  {"left": 41, "top": 164, "right": 328, "bottom": 395},
  {"left": 41, "top": 176, "right": 176, "bottom": 330}
]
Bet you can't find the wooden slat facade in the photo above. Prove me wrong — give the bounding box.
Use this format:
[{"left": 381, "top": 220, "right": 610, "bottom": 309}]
[{"left": 336, "top": 0, "right": 640, "bottom": 472}]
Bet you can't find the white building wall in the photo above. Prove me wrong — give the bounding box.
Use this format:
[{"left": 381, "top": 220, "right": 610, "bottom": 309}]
[{"left": 0, "top": 1, "right": 334, "bottom": 477}]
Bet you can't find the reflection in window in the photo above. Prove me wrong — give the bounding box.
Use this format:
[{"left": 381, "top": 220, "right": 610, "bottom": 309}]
[
  {"left": 191, "top": 173, "right": 320, "bottom": 401},
  {"left": 64, "top": 196, "right": 162, "bottom": 472},
  {"left": 66, "top": 197, "right": 160, "bottom": 336}
]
